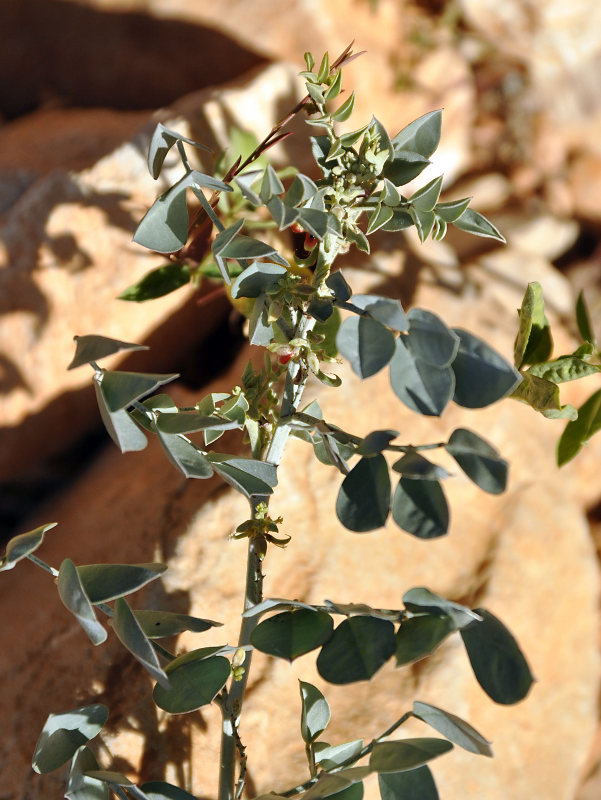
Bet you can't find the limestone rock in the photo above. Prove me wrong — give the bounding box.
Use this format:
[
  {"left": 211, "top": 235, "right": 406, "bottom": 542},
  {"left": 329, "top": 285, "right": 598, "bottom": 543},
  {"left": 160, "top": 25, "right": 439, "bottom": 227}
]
[{"left": 0, "top": 250, "right": 598, "bottom": 800}]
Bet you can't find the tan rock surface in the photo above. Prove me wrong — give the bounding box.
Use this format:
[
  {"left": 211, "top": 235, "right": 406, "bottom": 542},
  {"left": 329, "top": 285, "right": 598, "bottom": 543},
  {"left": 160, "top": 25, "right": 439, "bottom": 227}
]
[{"left": 1, "top": 248, "right": 599, "bottom": 800}]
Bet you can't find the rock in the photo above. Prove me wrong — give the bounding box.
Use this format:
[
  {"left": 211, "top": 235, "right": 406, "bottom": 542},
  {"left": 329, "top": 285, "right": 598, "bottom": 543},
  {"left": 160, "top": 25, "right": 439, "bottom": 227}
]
[
  {"left": 0, "top": 247, "right": 598, "bottom": 800},
  {"left": 569, "top": 153, "right": 601, "bottom": 224}
]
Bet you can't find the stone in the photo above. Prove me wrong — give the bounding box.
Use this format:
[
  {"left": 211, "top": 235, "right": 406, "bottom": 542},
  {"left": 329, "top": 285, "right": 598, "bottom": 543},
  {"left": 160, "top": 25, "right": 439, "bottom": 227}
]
[{"left": 0, "top": 246, "right": 598, "bottom": 800}]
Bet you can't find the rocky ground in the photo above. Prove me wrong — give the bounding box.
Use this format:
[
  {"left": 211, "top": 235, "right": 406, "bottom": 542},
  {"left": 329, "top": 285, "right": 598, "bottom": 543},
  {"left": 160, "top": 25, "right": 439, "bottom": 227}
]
[{"left": 2, "top": 2, "right": 601, "bottom": 799}]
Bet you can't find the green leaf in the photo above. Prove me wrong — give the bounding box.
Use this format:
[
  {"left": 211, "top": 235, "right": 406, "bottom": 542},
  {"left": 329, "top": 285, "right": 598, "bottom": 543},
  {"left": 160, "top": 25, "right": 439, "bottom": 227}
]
[
  {"left": 66, "top": 747, "right": 109, "bottom": 800},
  {"left": 366, "top": 203, "right": 394, "bottom": 235},
  {"left": 435, "top": 197, "right": 470, "bottom": 223},
  {"left": 406, "top": 309, "right": 459, "bottom": 367},
  {"left": 251, "top": 609, "right": 333, "bottom": 661},
  {"left": 98, "top": 370, "right": 178, "bottom": 413},
  {"left": 147, "top": 123, "right": 210, "bottom": 180},
  {"left": 511, "top": 373, "right": 577, "bottom": 420},
  {"left": 68, "top": 334, "right": 148, "bottom": 370},
  {"left": 389, "top": 338, "right": 455, "bottom": 416},
  {"left": 0, "top": 521, "right": 57, "bottom": 572},
  {"left": 155, "top": 412, "right": 240, "bottom": 435},
  {"left": 557, "top": 388, "right": 601, "bottom": 465},
  {"left": 260, "top": 164, "right": 285, "bottom": 202},
  {"left": 234, "top": 171, "right": 262, "bottom": 206},
  {"left": 402, "top": 587, "right": 481, "bottom": 629},
  {"left": 267, "top": 196, "right": 300, "bottom": 229},
  {"left": 153, "top": 655, "right": 230, "bottom": 713},
  {"left": 445, "top": 428, "right": 507, "bottom": 494},
  {"left": 382, "top": 151, "right": 430, "bottom": 187},
  {"left": 315, "top": 740, "right": 364, "bottom": 769},
  {"left": 155, "top": 429, "right": 214, "bottom": 479},
  {"left": 113, "top": 596, "right": 169, "bottom": 689},
  {"left": 395, "top": 614, "right": 454, "bottom": 666},
  {"left": 370, "top": 738, "right": 452, "bottom": 773},
  {"left": 526, "top": 356, "right": 601, "bottom": 383},
  {"left": 84, "top": 771, "right": 134, "bottom": 786},
  {"left": 391, "top": 478, "right": 449, "bottom": 538},
  {"left": 453, "top": 208, "right": 505, "bottom": 242},
  {"left": 413, "top": 701, "right": 492, "bottom": 756},
  {"left": 336, "top": 454, "right": 391, "bottom": 532},
  {"left": 350, "top": 295, "right": 408, "bottom": 332},
  {"left": 297, "top": 207, "right": 330, "bottom": 240},
  {"left": 321, "top": 781, "right": 363, "bottom": 800},
  {"left": 208, "top": 454, "right": 277, "bottom": 497},
  {"left": 32, "top": 705, "right": 108, "bottom": 774},
  {"left": 76, "top": 563, "right": 167, "bottom": 604},
  {"left": 331, "top": 91, "right": 356, "bottom": 122},
  {"left": 346, "top": 225, "right": 370, "bottom": 253},
  {"left": 513, "top": 282, "right": 552, "bottom": 369},
  {"left": 284, "top": 173, "right": 319, "bottom": 207},
  {"left": 94, "top": 380, "right": 148, "bottom": 453},
  {"left": 460, "top": 608, "right": 534, "bottom": 704},
  {"left": 576, "top": 289, "right": 596, "bottom": 344},
  {"left": 380, "top": 208, "right": 414, "bottom": 231},
  {"left": 392, "top": 110, "right": 442, "bottom": 158},
  {"left": 356, "top": 429, "right": 399, "bottom": 456},
  {"left": 323, "top": 600, "right": 402, "bottom": 622},
  {"left": 409, "top": 206, "right": 436, "bottom": 242},
  {"left": 378, "top": 766, "right": 439, "bottom": 800},
  {"left": 242, "top": 597, "right": 319, "bottom": 618},
  {"left": 141, "top": 781, "right": 200, "bottom": 800},
  {"left": 230, "top": 262, "right": 287, "bottom": 299},
  {"left": 336, "top": 316, "right": 396, "bottom": 379},
  {"left": 118, "top": 263, "right": 190, "bottom": 302},
  {"left": 214, "top": 234, "right": 282, "bottom": 262},
  {"left": 133, "top": 610, "right": 221, "bottom": 638},
  {"left": 410, "top": 176, "right": 443, "bottom": 212},
  {"left": 391, "top": 451, "right": 450, "bottom": 481},
  {"left": 300, "top": 680, "right": 331, "bottom": 744},
  {"left": 325, "top": 68, "right": 343, "bottom": 101},
  {"left": 317, "top": 617, "right": 396, "bottom": 684},
  {"left": 57, "top": 559, "right": 107, "bottom": 645},
  {"left": 452, "top": 328, "right": 522, "bottom": 408}
]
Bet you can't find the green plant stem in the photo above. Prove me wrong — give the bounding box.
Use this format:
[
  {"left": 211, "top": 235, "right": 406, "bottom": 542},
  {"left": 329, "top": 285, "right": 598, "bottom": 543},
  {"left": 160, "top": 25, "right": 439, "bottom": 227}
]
[{"left": 27, "top": 553, "right": 59, "bottom": 577}]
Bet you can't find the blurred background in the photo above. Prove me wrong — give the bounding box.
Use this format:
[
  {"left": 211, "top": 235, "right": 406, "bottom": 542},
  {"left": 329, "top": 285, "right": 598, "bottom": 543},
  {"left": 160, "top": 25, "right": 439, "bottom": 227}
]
[{"left": 2, "top": 1, "right": 601, "bottom": 799}]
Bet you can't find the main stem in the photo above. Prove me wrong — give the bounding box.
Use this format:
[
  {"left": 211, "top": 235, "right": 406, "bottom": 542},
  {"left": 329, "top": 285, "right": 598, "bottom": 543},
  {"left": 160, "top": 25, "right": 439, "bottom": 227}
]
[{"left": 217, "top": 312, "right": 317, "bottom": 800}]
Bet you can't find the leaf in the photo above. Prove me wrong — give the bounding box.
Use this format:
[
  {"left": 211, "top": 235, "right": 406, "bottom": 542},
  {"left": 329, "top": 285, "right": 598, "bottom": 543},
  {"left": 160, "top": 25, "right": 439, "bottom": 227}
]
[
  {"left": 242, "top": 597, "right": 319, "bottom": 618},
  {"left": 350, "top": 295, "right": 408, "bottom": 332},
  {"left": 153, "top": 655, "right": 230, "bottom": 713},
  {"left": 316, "top": 617, "right": 396, "bottom": 684},
  {"left": 323, "top": 600, "right": 402, "bottom": 622},
  {"left": 76, "top": 563, "right": 167, "bottom": 604},
  {"left": 392, "top": 110, "right": 442, "bottom": 158},
  {"left": 412, "top": 701, "right": 492, "bottom": 756},
  {"left": 155, "top": 429, "right": 214, "bottom": 479},
  {"left": 297, "top": 207, "right": 331, "bottom": 240},
  {"left": 395, "top": 614, "right": 455, "bottom": 666},
  {"left": 356, "top": 430, "right": 399, "bottom": 456},
  {"left": 235, "top": 171, "right": 262, "bottom": 206},
  {"left": 230, "top": 262, "right": 287, "bottom": 299},
  {"left": 513, "top": 282, "right": 552, "bottom": 368},
  {"left": 336, "top": 316, "right": 396, "bottom": 379},
  {"left": 452, "top": 208, "right": 505, "bottom": 243},
  {"left": 410, "top": 176, "right": 443, "bottom": 212},
  {"left": 260, "top": 164, "right": 285, "bottom": 202},
  {"left": 389, "top": 337, "right": 455, "bottom": 416},
  {"left": 409, "top": 206, "right": 436, "bottom": 242},
  {"left": 435, "top": 197, "right": 471, "bottom": 223},
  {"left": 378, "top": 766, "right": 439, "bottom": 800},
  {"left": 249, "top": 295, "right": 274, "bottom": 347},
  {"left": 133, "top": 610, "right": 221, "bottom": 638},
  {"left": 94, "top": 381, "right": 148, "bottom": 453},
  {"left": 557, "top": 388, "right": 601, "bottom": 466},
  {"left": 300, "top": 680, "right": 331, "bottom": 744},
  {"left": 460, "top": 608, "right": 534, "bottom": 704},
  {"left": 285, "top": 173, "right": 319, "bottom": 207},
  {"left": 267, "top": 196, "right": 300, "bottom": 229},
  {"left": 112, "top": 597, "right": 170, "bottom": 689},
  {"left": 250, "top": 609, "right": 333, "bottom": 661},
  {"left": 315, "top": 740, "right": 364, "bottom": 769},
  {"left": 391, "top": 452, "right": 450, "bottom": 481},
  {"left": 445, "top": 428, "right": 508, "bottom": 494},
  {"left": 57, "top": 559, "right": 107, "bottom": 645},
  {"left": 336, "top": 454, "right": 391, "bottom": 532},
  {"left": 32, "top": 705, "right": 108, "bottom": 774},
  {"left": 155, "top": 413, "right": 240, "bottom": 435},
  {"left": 391, "top": 478, "right": 449, "bottom": 538},
  {"left": 140, "top": 781, "right": 200, "bottom": 800},
  {"left": 68, "top": 334, "right": 148, "bottom": 370},
  {"left": 147, "top": 123, "right": 210, "bottom": 180},
  {"left": 213, "top": 227, "right": 282, "bottom": 261},
  {"left": 0, "top": 522, "right": 57, "bottom": 572},
  {"left": 526, "top": 356, "right": 601, "bottom": 384},
  {"left": 366, "top": 203, "right": 394, "bottom": 234},
  {"left": 406, "top": 309, "right": 459, "bottom": 367},
  {"left": 576, "top": 289, "right": 596, "bottom": 344},
  {"left": 331, "top": 91, "right": 356, "bottom": 122},
  {"left": 452, "top": 329, "right": 522, "bottom": 408},
  {"left": 511, "top": 373, "right": 577, "bottom": 420},
  {"left": 370, "top": 738, "right": 452, "bottom": 773},
  {"left": 98, "top": 370, "right": 179, "bottom": 413},
  {"left": 208, "top": 454, "right": 277, "bottom": 497},
  {"left": 118, "top": 264, "right": 190, "bottom": 302},
  {"left": 66, "top": 747, "right": 109, "bottom": 800},
  {"left": 380, "top": 208, "right": 414, "bottom": 231},
  {"left": 382, "top": 151, "right": 430, "bottom": 187},
  {"left": 84, "top": 771, "right": 134, "bottom": 786},
  {"left": 402, "top": 587, "right": 481, "bottom": 629}
]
